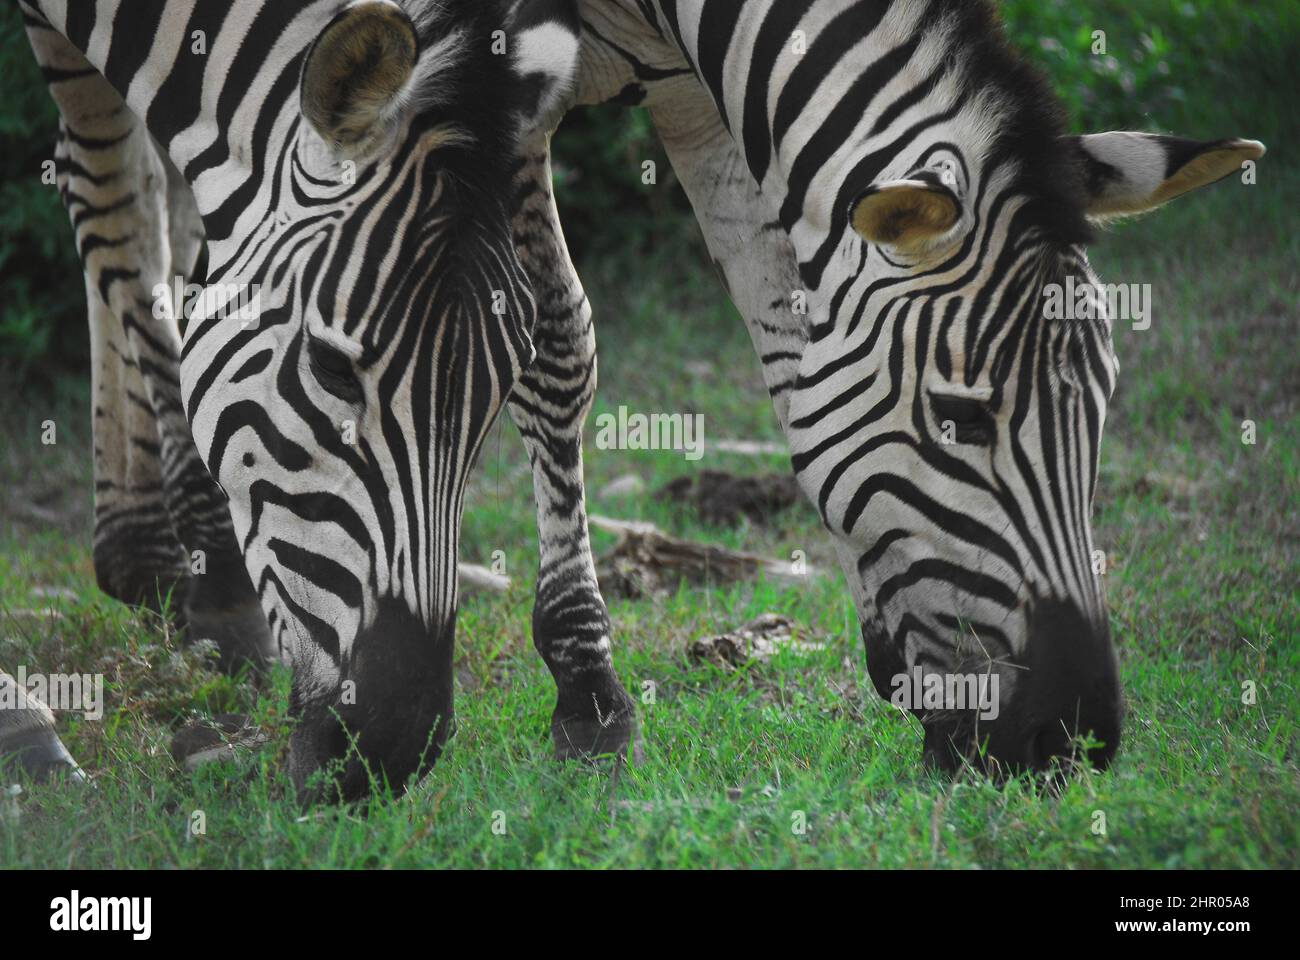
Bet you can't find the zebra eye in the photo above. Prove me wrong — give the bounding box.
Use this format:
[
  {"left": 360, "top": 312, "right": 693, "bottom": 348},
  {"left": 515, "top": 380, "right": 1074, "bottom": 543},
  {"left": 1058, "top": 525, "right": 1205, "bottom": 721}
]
[
  {"left": 307, "top": 338, "right": 362, "bottom": 402},
  {"left": 930, "top": 393, "right": 995, "bottom": 446}
]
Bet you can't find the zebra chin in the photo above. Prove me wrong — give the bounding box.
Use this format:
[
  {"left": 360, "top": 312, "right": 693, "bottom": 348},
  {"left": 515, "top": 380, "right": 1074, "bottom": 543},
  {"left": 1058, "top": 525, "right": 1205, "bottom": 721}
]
[
  {"left": 863, "top": 598, "right": 1123, "bottom": 780},
  {"left": 287, "top": 596, "right": 455, "bottom": 807}
]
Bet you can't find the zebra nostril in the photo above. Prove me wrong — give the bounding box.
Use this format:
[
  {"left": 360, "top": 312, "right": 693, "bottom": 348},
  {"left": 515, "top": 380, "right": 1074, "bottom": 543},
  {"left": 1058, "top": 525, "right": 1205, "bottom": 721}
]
[
  {"left": 1031, "top": 722, "right": 1072, "bottom": 769},
  {"left": 1030, "top": 713, "right": 1120, "bottom": 772},
  {"left": 1017, "top": 596, "right": 1123, "bottom": 769},
  {"left": 1087, "top": 725, "right": 1120, "bottom": 770}
]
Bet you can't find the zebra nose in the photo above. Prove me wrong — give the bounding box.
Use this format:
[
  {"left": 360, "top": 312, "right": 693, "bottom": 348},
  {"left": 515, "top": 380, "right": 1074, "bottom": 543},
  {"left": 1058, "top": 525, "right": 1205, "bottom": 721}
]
[
  {"left": 1029, "top": 712, "right": 1120, "bottom": 771},
  {"left": 1014, "top": 598, "right": 1123, "bottom": 772},
  {"left": 289, "top": 597, "right": 455, "bottom": 805},
  {"left": 917, "top": 601, "right": 1121, "bottom": 777}
]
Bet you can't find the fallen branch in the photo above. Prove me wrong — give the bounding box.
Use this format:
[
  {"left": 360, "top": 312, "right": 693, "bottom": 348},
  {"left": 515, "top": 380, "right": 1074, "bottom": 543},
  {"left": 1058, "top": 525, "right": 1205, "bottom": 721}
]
[
  {"left": 710, "top": 439, "right": 787, "bottom": 457},
  {"left": 458, "top": 563, "right": 509, "bottom": 594},
  {"left": 589, "top": 515, "right": 814, "bottom": 599}
]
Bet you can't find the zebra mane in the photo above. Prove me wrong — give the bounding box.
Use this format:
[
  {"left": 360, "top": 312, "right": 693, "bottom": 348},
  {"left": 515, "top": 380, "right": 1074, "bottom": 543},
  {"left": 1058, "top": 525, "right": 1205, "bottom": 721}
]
[
  {"left": 387, "top": 0, "right": 532, "bottom": 170},
  {"left": 944, "top": 0, "right": 1096, "bottom": 248},
  {"left": 394, "top": 0, "right": 574, "bottom": 166},
  {"left": 389, "top": 0, "right": 474, "bottom": 123}
]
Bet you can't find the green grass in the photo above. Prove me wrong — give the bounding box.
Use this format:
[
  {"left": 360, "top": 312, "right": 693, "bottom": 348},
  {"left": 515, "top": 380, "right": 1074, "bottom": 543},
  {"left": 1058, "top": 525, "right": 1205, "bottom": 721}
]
[
  {"left": 2, "top": 26, "right": 1298, "bottom": 868},
  {"left": 2, "top": 187, "right": 1296, "bottom": 866}
]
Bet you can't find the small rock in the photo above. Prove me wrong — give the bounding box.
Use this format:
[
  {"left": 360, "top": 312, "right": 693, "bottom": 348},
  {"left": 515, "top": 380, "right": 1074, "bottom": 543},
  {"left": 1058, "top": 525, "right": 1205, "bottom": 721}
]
[
  {"left": 31, "top": 586, "right": 78, "bottom": 601},
  {"left": 689, "top": 613, "right": 825, "bottom": 669},
  {"left": 599, "top": 474, "right": 645, "bottom": 499}
]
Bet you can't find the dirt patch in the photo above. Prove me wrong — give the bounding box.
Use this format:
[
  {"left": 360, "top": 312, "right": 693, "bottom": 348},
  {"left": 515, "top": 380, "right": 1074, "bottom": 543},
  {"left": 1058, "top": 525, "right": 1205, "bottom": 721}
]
[{"left": 654, "top": 470, "right": 804, "bottom": 526}]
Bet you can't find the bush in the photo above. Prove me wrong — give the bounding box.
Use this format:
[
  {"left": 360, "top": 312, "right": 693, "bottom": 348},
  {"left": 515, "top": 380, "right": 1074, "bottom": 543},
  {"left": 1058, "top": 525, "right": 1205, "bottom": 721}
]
[
  {"left": 1000, "top": 0, "right": 1299, "bottom": 137},
  {"left": 2, "top": 1, "right": 1295, "bottom": 383},
  {"left": 551, "top": 104, "right": 693, "bottom": 265},
  {"left": 0, "top": 10, "right": 85, "bottom": 382}
]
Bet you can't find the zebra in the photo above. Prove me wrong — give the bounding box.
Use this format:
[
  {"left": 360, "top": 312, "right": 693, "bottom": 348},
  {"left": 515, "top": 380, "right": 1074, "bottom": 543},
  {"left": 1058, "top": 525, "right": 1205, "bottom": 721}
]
[
  {"left": 12, "top": 0, "right": 623, "bottom": 802},
  {"left": 538, "top": 0, "right": 1265, "bottom": 774},
  {"left": 8, "top": 0, "right": 1263, "bottom": 797}
]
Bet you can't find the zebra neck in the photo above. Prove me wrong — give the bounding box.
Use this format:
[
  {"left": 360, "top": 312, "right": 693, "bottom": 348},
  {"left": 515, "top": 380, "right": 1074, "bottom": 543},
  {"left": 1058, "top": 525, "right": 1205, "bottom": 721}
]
[{"left": 24, "top": 0, "right": 332, "bottom": 255}]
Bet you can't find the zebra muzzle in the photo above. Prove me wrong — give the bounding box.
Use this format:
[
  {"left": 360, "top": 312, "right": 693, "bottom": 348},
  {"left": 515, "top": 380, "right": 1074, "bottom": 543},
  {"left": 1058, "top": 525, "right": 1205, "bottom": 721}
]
[
  {"left": 287, "top": 597, "right": 455, "bottom": 806},
  {"left": 920, "top": 598, "right": 1123, "bottom": 778}
]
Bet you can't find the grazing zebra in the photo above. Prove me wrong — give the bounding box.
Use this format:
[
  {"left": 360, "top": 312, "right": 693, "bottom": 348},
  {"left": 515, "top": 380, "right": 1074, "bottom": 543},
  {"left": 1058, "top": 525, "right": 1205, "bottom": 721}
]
[
  {"left": 15, "top": 0, "right": 612, "bottom": 802},
  {"left": 9, "top": 0, "right": 1262, "bottom": 799},
  {"left": 543, "top": 0, "right": 1263, "bottom": 773}
]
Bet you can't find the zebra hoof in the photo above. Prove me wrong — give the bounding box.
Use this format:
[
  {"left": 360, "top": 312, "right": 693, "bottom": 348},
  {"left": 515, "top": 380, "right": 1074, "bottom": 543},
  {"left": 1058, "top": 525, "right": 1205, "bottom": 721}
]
[
  {"left": 550, "top": 699, "right": 642, "bottom": 765},
  {"left": 93, "top": 541, "right": 187, "bottom": 613},
  {"left": 0, "top": 728, "right": 88, "bottom": 785},
  {"left": 184, "top": 603, "right": 278, "bottom": 675}
]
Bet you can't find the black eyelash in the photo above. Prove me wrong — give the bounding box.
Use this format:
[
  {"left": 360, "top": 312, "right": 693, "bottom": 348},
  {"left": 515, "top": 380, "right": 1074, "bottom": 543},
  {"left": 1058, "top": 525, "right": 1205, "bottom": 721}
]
[
  {"left": 930, "top": 393, "right": 995, "bottom": 446},
  {"left": 307, "top": 338, "right": 363, "bottom": 403}
]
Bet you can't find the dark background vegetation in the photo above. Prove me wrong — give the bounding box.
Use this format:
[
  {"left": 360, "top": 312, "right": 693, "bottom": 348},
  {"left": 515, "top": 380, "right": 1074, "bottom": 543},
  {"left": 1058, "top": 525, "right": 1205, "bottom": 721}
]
[{"left": 2, "top": 0, "right": 1296, "bottom": 382}]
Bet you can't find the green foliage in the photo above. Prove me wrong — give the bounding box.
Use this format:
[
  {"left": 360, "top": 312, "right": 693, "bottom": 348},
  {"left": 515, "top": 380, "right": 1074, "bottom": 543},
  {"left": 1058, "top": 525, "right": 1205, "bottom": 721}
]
[
  {"left": 1, "top": 1, "right": 1297, "bottom": 381},
  {"left": 0, "top": 6, "right": 84, "bottom": 381},
  {"left": 551, "top": 105, "right": 693, "bottom": 265},
  {"left": 1000, "top": 0, "right": 1300, "bottom": 138}
]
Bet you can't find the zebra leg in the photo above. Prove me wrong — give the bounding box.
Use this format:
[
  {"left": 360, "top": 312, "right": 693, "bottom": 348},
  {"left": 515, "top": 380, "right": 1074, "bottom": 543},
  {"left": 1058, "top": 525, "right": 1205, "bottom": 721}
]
[
  {"left": 35, "top": 29, "right": 275, "bottom": 671},
  {"left": 0, "top": 671, "right": 86, "bottom": 784},
  {"left": 508, "top": 139, "right": 639, "bottom": 761},
  {"left": 81, "top": 206, "right": 190, "bottom": 611},
  {"left": 151, "top": 141, "right": 280, "bottom": 671}
]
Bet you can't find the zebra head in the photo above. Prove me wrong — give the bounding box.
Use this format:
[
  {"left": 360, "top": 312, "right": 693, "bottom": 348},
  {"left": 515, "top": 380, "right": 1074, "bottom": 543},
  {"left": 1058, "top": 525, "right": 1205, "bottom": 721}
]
[
  {"left": 782, "top": 22, "right": 1263, "bottom": 776},
  {"left": 179, "top": 0, "right": 576, "bottom": 802}
]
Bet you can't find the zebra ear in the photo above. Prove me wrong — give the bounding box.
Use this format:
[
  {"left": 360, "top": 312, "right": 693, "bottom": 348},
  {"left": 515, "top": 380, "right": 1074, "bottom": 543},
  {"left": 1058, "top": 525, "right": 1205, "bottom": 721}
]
[
  {"left": 850, "top": 177, "right": 962, "bottom": 254},
  {"left": 301, "top": 1, "right": 420, "bottom": 158},
  {"left": 1069, "top": 132, "right": 1265, "bottom": 218}
]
